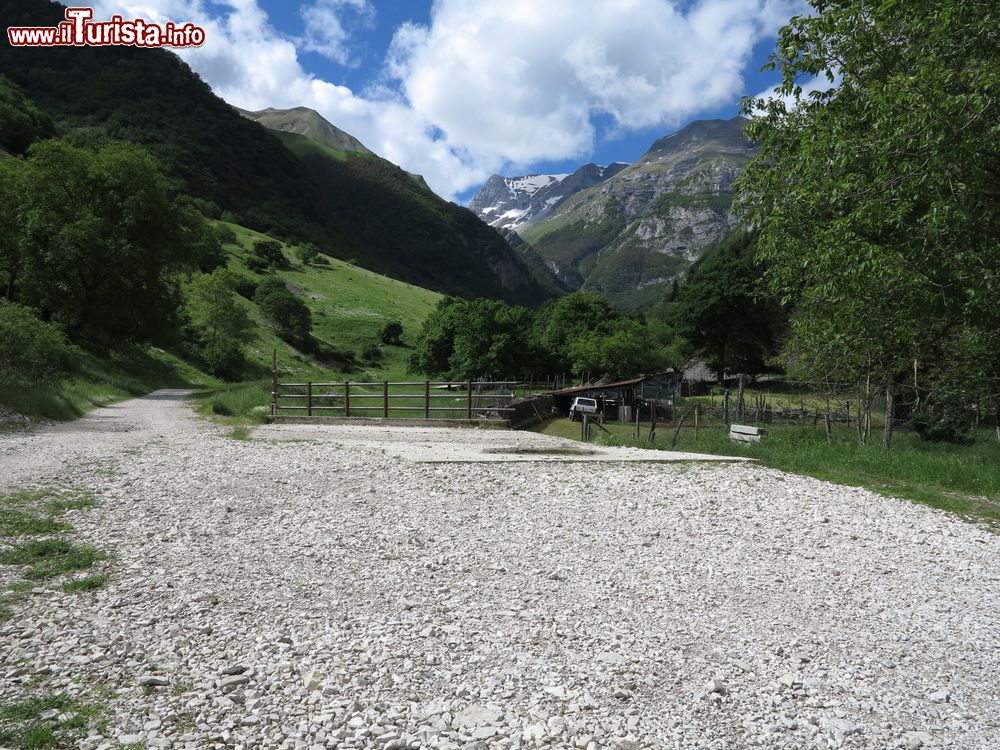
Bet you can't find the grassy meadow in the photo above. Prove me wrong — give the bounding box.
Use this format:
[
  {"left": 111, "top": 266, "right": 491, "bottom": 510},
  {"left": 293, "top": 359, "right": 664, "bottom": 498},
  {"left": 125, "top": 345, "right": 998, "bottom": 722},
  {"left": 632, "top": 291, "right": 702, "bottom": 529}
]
[{"left": 531, "top": 416, "right": 1000, "bottom": 529}]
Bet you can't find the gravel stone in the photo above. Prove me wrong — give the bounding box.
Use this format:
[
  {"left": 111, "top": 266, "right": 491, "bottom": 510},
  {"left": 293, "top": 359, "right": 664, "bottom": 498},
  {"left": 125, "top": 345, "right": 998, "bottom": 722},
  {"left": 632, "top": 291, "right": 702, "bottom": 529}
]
[{"left": 1, "top": 389, "right": 999, "bottom": 748}]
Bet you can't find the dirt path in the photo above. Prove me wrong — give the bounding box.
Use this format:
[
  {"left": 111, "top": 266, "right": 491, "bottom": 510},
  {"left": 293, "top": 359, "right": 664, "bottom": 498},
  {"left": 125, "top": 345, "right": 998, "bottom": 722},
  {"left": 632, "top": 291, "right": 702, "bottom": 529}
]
[{"left": 1, "top": 391, "right": 999, "bottom": 749}]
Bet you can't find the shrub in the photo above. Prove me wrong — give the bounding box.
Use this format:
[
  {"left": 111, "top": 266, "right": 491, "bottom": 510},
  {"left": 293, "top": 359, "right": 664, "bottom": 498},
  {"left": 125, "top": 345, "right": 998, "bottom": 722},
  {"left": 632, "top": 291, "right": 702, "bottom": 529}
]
[
  {"left": 210, "top": 399, "right": 234, "bottom": 416},
  {"left": 214, "top": 225, "right": 237, "bottom": 245},
  {"left": 251, "top": 239, "right": 286, "bottom": 268},
  {"left": 378, "top": 321, "right": 403, "bottom": 346},
  {"left": 201, "top": 339, "right": 245, "bottom": 380},
  {"left": 362, "top": 344, "right": 382, "bottom": 361},
  {"left": 295, "top": 243, "right": 321, "bottom": 266},
  {"left": 253, "top": 276, "right": 288, "bottom": 306},
  {"left": 234, "top": 277, "right": 257, "bottom": 300},
  {"left": 259, "top": 290, "right": 311, "bottom": 347},
  {"left": 909, "top": 394, "right": 974, "bottom": 444},
  {"left": 0, "top": 301, "right": 72, "bottom": 383}
]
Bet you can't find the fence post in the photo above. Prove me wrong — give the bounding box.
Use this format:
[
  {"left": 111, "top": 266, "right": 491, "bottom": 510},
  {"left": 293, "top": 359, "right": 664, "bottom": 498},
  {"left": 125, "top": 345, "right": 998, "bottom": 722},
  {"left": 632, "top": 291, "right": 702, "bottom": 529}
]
[
  {"left": 424, "top": 380, "right": 430, "bottom": 419},
  {"left": 466, "top": 380, "right": 473, "bottom": 420},
  {"left": 271, "top": 349, "right": 277, "bottom": 417},
  {"left": 307, "top": 382, "right": 312, "bottom": 417},
  {"left": 383, "top": 381, "right": 389, "bottom": 418},
  {"left": 344, "top": 381, "right": 350, "bottom": 417}
]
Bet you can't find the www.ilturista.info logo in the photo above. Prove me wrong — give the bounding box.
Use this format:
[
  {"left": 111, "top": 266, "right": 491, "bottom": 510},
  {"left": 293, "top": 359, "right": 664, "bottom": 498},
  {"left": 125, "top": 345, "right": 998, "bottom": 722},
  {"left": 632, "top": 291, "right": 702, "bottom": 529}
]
[{"left": 7, "top": 7, "right": 205, "bottom": 48}]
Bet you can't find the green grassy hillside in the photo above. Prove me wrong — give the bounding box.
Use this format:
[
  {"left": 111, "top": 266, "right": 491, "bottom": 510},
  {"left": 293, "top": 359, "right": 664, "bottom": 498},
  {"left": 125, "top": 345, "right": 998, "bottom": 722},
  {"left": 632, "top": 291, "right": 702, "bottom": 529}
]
[
  {"left": 236, "top": 106, "right": 371, "bottom": 155},
  {"left": 219, "top": 221, "right": 441, "bottom": 380}
]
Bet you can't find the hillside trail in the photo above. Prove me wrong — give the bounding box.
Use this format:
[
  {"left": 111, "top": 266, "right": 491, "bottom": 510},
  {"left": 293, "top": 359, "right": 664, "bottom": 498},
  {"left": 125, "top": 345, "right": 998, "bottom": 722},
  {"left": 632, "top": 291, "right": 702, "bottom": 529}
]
[{"left": 0, "top": 389, "right": 198, "bottom": 488}]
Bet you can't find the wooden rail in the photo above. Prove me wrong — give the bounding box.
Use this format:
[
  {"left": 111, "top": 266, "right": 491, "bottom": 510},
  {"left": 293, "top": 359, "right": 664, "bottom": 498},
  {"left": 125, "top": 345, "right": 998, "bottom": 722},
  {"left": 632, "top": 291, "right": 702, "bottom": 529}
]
[{"left": 270, "top": 380, "right": 518, "bottom": 422}]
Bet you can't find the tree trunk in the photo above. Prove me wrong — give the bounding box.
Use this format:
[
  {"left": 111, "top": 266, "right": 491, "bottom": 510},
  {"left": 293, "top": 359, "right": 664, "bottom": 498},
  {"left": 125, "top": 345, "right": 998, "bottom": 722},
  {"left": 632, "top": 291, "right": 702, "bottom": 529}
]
[{"left": 882, "top": 381, "right": 895, "bottom": 451}]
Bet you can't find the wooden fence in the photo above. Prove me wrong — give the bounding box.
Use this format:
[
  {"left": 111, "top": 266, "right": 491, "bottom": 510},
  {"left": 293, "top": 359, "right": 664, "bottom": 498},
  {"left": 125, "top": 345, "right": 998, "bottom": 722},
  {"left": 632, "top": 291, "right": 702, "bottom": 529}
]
[{"left": 270, "top": 379, "right": 518, "bottom": 422}]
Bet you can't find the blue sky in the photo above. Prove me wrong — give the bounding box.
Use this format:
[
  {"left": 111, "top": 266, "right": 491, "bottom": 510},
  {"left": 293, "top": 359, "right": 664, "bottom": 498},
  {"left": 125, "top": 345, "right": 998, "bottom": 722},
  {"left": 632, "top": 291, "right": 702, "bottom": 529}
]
[{"left": 93, "top": 0, "right": 805, "bottom": 201}]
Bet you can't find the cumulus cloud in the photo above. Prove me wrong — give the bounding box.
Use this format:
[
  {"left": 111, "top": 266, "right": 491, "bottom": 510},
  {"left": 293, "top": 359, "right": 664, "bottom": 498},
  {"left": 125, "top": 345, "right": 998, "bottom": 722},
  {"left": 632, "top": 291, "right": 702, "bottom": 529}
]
[
  {"left": 88, "top": 0, "right": 804, "bottom": 199},
  {"left": 299, "top": 0, "right": 374, "bottom": 66}
]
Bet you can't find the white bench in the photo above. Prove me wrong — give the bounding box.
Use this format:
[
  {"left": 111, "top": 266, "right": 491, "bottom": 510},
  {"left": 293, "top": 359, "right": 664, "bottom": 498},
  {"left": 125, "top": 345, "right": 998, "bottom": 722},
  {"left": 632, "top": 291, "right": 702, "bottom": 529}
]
[{"left": 730, "top": 424, "right": 765, "bottom": 443}]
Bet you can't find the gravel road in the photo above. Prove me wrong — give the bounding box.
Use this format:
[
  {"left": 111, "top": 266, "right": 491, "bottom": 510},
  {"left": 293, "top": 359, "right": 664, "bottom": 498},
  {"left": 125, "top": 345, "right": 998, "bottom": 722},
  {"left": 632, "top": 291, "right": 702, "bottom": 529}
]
[{"left": 1, "top": 390, "right": 999, "bottom": 750}]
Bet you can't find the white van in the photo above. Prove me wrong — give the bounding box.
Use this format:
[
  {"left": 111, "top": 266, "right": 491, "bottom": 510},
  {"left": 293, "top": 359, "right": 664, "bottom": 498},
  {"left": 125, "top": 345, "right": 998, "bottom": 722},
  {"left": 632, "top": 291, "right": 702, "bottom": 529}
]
[{"left": 568, "top": 397, "right": 598, "bottom": 422}]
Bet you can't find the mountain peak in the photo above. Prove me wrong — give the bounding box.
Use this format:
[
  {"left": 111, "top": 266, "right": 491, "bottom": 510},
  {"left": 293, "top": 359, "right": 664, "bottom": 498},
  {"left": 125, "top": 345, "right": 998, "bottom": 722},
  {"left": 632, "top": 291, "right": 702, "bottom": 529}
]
[
  {"left": 469, "top": 162, "right": 627, "bottom": 231},
  {"left": 236, "top": 105, "right": 371, "bottom": 155},
  {"left": 644, "top": 116, "right": 750, "bottom": 157}
]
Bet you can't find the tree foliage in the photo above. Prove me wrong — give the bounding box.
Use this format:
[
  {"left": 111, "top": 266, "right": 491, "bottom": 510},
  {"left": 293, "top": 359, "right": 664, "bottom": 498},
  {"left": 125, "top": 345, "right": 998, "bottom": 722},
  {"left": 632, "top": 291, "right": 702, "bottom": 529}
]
[
  {"left": 666, "top": 231, "right": 784, "bottom": 380},
  {"left": 0, "top": 300, "right": 71, "bottom": 383},
  {"left": 187, "top": 269, "right": 254, "bottom": 379},
  {"left": 409, "top": 292, "right": 676, "bottom": 380},
  {"left": 251, "top": 240, "right": 287, "bottom": 269},
  {"left": 1, "top": 137, "right": 212, "bottom": 344},
  {"left": 0, "top": 74, "right": 54, "bottom": 154},
  {"left": 736, "top": 0, "right": 1000, "bottom": 408},
  {"left": 378, "top": 321, "right": 403, "bottom": 346},
  {"left": 259, "top": 290, "right": 312, "bottom": 349}
]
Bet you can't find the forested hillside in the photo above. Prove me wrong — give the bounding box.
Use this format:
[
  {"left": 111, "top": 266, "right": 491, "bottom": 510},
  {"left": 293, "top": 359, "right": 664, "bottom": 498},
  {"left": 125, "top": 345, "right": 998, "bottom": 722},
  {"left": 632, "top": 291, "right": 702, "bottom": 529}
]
[{"left": 0, "top": 0, "right": 553, "bottom": 304}]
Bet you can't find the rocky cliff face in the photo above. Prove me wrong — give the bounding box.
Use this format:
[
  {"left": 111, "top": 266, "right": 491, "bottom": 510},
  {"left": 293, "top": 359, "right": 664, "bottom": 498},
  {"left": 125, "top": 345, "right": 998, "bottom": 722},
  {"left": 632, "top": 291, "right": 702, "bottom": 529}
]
[
  {"left": 468, "top": 162, "right": 628, "bottom": 232},
  {"left": 515, "top": 117, "right": 755, "bottom": 306}
]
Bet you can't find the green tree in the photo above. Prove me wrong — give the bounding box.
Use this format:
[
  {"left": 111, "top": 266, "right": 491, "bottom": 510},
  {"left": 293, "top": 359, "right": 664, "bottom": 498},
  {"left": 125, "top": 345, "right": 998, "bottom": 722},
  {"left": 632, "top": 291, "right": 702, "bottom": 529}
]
[
  {"left": 0, "top": 300, "right": 71, "bottom": 384},
  {"left": 0, "top": 75, "right": 55, "bottom": 155},
  {"left": 532, "top": 292, "right": 621, "bottom": 374},
  {"left": 378, "top": 321, "right": 403, "bottom": 346},
  {"left": 409, "top": 297, "right": 538, "bottom": 379},
  {"left": 259, "top": 290, "right": 312, "bottom": 348},
  {"left": 566, "top": 317, "right": 665, "bottom": 379},
  {"left": 667, "top": 231, "right": 783, "bottom": 380},
  {"left": 187, "top": 269, "right": 254, "bottom": 378},
  {"left": 4, "top": 137, "right": 205, "bottom": 344},
  {"left": 253, "top": 276, "right": 288, "bottom": 306},
  {"left": 252, "top": 240, "right": 287, "bottom": 269},
  {"left": 295, "top": 242, "right": 321, "bottom": 266},
  {"left": 736, "top": 0, "right": 1000, "bottom": 446}
]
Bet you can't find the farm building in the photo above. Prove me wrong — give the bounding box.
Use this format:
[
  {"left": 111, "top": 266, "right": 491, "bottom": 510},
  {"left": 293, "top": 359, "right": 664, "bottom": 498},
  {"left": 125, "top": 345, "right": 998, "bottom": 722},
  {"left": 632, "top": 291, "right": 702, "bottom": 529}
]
[{"left": 549, "top": 372, "right": 681, "bottom": 422}]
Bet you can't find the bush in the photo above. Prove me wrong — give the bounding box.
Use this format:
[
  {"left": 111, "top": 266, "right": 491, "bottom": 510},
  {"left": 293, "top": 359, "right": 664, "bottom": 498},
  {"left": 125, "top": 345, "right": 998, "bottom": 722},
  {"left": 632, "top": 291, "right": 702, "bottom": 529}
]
[
  {"left": 214, "top": 225, "right": 237, "bottom": 245},
  {"left": 246, "top": 255, "right": 267, "bottom": 273},
  {"left": 362, "top": 344, "right": 382, "bottom": 361},
  {"left": 201, "top": 339, "right": 245, "bottom": 380},
  {"left": 253, "top": 276, "right": 288, "bottom": 306},
  {"left": 909, "top": 395, "right": 974, "bottom": 444},
  {"left": 234, "top": 277, "right": 257, "bottom": 300},
  {"left": 251, "top": 239, "right": 286, "bottom": 269},
  {"left": 210, "top": 399, "right": 234, "bottom": 416},
  {"left": 378, "top": 321, "right": 403, "bottom": 346},
  {"left": 259, "top": 290, "right": 311, "bottom": 347},
  {"left": 295, "top": 242, "right": 321, "bottom": 266},
  {"left": 0, "top": 301, "right": 72, "bottom": 383}
]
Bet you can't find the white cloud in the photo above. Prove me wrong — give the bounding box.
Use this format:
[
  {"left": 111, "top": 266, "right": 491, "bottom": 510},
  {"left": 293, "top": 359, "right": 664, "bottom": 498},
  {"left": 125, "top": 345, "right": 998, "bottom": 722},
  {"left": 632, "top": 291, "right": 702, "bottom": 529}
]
[
  {"left": 88, "top": 0, "right": 804, "bottom": 200},
  {"left": 299, "top": 0, "right": 374, "bottom": 66}
]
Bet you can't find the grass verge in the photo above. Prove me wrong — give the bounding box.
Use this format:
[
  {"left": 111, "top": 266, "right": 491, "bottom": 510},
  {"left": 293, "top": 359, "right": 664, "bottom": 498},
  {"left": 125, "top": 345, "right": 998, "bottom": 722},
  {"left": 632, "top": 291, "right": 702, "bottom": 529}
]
[
  {"left": 0, "top": 693, "right": 106, "bottom": 749},
  {"left": 0, "top": 345, "right": 215, "bottom": 422},
  {"left": 532, "top": 418, "right": 1000, "bottom": 528},
  {"left": 0, "top": 486, "right": 111, "bottom": 622},
  {"left": 0, "top": 539, "right": 106, "bottom": 580},
  {"left": 193, "top": 380, "right": 272, "bottom": 423}
]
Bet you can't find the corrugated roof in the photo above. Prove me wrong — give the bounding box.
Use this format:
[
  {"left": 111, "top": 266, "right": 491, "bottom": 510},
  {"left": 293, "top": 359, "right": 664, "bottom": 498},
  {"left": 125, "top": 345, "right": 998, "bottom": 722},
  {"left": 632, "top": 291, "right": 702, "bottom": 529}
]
[{"left": 548, "top": 377, "right": 645, "bottom": 396}]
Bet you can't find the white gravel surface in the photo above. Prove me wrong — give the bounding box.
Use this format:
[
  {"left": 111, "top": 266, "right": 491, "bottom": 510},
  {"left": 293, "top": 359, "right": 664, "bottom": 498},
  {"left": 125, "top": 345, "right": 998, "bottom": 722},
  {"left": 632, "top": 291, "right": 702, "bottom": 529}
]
[{"left": 1, "top": 390, "right": 999, "bottom": 750}]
